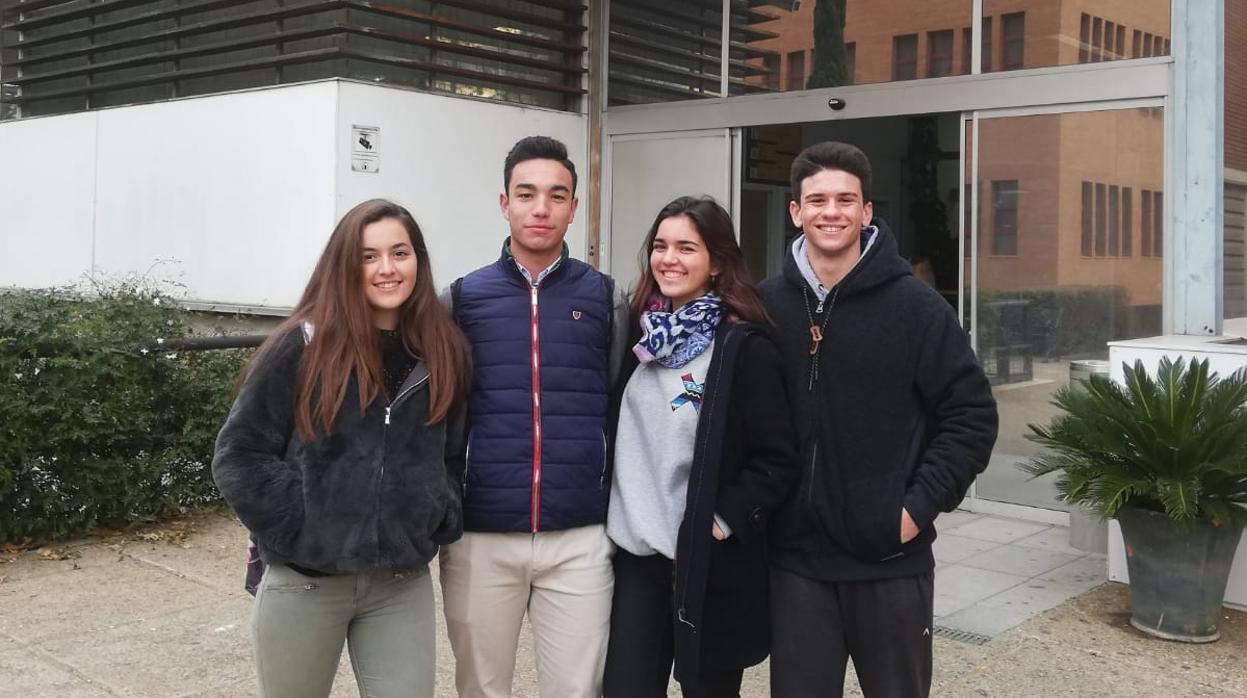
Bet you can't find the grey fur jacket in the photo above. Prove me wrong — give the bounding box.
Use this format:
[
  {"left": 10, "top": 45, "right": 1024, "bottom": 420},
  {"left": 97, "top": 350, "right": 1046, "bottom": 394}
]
[{"left": 211, "top": 329, "right": 465, "bottom": 574}]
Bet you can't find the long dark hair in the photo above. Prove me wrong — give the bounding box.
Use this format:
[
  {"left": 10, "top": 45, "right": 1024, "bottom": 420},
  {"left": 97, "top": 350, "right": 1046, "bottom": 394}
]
[
  {"left": 243, "top": 199, "right": 470, "bottom": 439},
  {"left": 628, "top": 196, "right": 770, "bottom": 339}
]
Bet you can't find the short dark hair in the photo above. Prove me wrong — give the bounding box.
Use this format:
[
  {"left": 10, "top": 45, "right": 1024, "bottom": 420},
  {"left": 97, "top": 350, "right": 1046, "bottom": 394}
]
[
  {"left": 789, "top": 141, "right": 872, "bottom": 203},
  {"left": 503, "top": 135, "right": 578, "bottom": 195}
]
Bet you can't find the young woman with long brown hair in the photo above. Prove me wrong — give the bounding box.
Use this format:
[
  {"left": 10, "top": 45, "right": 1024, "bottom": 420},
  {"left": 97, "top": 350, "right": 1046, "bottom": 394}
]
[
  {"left": 212, "top": 199, "right": 470, "bottom": 698},
  {"left": 603, "top": 196, "right": 801, "bottom": 697}
]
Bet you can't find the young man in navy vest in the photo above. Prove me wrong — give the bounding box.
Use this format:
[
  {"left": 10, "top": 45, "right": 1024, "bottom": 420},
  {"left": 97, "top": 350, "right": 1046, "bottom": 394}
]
[
  {"left": 759, "top": 141, "right": 998, "bottom": 697},
  {"left": 441, "top": 136, "right": 629, "bottom": 698}
]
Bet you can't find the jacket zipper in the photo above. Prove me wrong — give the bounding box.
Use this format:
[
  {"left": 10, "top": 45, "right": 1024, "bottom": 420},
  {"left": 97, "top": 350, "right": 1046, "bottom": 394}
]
[
  {"left": 807, "top": 442, "right": 818, "bottom": 504},
  {"left": 463, "top": 431, "right": 472, "bottom": 498},
  {"left": 599, "top": 431, "right": 608, "bottom": 490},
  {"left": 529, "top": 281, "right": 544, "bottom": 533},
  {"left": 379, "top": 371, "right": 431, "bottom": 553}
]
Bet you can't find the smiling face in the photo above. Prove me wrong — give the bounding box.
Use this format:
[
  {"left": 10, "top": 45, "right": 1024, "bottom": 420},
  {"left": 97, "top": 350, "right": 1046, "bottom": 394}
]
[
  {"left": 359, "top": 217, "right": 418, "bottom": 329},
  {"left": 790, "top": 168, "right": 873, "bottom": 265},
  {"left": 500, "top": 158, "right": 578, "bottom": 270},
  {"left": 650, "top": 214, "right": 715, "bottom": 310}
]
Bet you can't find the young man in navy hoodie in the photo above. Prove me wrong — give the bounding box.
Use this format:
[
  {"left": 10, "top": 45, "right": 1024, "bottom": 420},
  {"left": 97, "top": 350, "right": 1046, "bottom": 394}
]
[{"left": 759, "top": 141, "right": 998, "bottom": 698}]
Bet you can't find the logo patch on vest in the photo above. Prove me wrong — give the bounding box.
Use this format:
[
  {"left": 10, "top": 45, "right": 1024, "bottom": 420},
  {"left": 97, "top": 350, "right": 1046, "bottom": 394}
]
[
  {"left": 571, "top": 310, "right": 582, "bottom": 320},
  {"left": 671, "top": 373, "right": 704, "bottom": 413}
]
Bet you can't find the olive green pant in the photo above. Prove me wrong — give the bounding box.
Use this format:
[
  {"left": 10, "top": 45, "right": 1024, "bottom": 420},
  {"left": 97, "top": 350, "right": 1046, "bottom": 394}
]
[{"left": 252, "top": 563, "right": 436, "bottom": 698}]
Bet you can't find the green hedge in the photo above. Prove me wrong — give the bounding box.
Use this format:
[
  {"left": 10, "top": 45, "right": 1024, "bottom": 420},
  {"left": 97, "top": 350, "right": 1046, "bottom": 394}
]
[{"left": 0, "top": 282, "right": 251, "bottom": 543}]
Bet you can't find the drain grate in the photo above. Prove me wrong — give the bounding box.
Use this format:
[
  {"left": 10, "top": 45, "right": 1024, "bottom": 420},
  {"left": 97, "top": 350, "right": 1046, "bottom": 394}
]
[{"left": 932, "top": 625, "right": 992, "bottom": 646}]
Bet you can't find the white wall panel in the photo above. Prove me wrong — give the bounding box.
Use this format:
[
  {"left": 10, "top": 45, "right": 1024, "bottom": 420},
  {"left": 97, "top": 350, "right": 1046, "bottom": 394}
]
[
  {"left": 0, "top": 111, "right": 98, "bottom": 289},
  {"left": 335, "top": 82, "right": 588, "bottom": 290},
  {"left": 92, "top": 82, "right": 338, "bottom": 308}
]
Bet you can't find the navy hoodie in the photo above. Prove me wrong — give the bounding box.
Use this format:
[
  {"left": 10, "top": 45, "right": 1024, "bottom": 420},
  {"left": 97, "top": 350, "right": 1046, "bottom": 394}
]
[{"left": 759, "top": 220, "right": 998, "bottom": 582}]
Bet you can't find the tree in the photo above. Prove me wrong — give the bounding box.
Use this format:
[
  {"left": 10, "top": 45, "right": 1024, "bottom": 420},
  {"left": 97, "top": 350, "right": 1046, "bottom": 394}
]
[{"left": 807, "top": 0, "right": 849, "bottom": 88}]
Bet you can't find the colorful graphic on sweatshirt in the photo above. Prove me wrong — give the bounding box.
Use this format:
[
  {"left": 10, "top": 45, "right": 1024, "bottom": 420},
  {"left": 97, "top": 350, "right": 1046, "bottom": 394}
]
[{"left": 671, "top": 373, "right": 705, "bottom": 413}]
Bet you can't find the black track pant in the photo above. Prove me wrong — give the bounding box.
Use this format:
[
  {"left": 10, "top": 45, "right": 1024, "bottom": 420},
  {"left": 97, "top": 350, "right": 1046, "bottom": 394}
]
[
  {"left": 603, "top": 549, "right": 744, "bottom": 698},
  {"left": 769, "top": 566, "right": 934, "bottom": 698}
]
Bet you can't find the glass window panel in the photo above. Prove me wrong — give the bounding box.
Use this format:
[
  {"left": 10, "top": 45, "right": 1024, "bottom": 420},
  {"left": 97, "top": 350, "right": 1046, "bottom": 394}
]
[
  {"left": 984, "top": 0, "right": 1169, "bottom": 72},
  {"left": 1226, "top": 6, "right": 1247, "bottom": 319},
  {"left": 727, "top": 0, "right": 971, "bottom": 95},
  {"left": 973, "top": 108, "right": 1163, "bottom": 510}
]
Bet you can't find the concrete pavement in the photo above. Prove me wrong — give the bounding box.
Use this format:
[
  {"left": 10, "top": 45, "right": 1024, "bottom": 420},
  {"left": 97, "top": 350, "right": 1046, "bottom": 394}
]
[{"left": 1, "top": 507, "right": 1244, "bottom": 697}]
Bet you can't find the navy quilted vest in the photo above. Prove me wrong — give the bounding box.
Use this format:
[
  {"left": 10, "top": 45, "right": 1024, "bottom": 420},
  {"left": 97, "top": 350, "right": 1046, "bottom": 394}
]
[{"left": 454, "top": 254, "right": 612, "bottom": 532}]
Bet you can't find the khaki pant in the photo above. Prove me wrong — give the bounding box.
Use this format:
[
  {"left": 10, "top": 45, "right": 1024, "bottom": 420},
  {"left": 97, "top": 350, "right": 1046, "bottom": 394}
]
[
  {"left": 440, "top": 525, "right": 614, "bottom": 698},
  {"left": 252, "top": 564, "right": 436, "bottom": 698}
]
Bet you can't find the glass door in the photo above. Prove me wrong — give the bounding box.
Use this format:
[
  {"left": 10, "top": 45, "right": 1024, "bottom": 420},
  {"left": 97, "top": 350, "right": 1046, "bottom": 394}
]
[
  {"left": 963, "top": 101, "right": 1166, "bottom": 511},
  {"left": 604, "top": 129, "right": 739, "bottom": 279}
]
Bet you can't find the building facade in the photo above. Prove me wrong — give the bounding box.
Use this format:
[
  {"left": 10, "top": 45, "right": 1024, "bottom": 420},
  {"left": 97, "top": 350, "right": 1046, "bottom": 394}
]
[{"left": 1, "top": 0, "right": 1244, "bottom": 521}]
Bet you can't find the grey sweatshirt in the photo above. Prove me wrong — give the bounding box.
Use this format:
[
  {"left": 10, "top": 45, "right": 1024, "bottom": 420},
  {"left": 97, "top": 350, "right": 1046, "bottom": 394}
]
[{"left": 607, "top": 345, "right": 715, "bottom": 558}]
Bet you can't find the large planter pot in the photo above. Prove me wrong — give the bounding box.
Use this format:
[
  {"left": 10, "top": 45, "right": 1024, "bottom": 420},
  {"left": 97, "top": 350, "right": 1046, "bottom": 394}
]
[{"left": 1118, "top": 506, "right": 1244, "bottom": 642}]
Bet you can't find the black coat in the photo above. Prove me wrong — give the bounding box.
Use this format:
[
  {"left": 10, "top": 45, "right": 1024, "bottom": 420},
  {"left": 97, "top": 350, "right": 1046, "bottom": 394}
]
[
  {"left": 611, "top": 321, "right": 801, "bottom": 684},
  {"left": 212, "top": 328, "right": 465, "bottom": 574},
  {"left": 759, "top": 222, "right": 999, "bottom": 582}
]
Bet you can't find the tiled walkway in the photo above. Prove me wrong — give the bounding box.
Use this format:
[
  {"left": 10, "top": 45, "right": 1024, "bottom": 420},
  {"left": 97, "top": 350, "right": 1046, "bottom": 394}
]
[{"left": 932, "top": 511, "right": 1107, "bottom": 640}]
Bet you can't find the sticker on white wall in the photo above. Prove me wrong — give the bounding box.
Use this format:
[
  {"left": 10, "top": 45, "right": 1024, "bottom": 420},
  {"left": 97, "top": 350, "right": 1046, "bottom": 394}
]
[{"left": 351, "top": 125, "right": 380, "bottom": 173}]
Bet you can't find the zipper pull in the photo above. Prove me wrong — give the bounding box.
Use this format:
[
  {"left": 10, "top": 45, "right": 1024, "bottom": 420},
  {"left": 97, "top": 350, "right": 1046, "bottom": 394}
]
[
  {"left": 677, "top": 607, "right": 697, "bottom": 632},
  {"left": 384, "top": 406, "right": 392, "bottom": 425}
]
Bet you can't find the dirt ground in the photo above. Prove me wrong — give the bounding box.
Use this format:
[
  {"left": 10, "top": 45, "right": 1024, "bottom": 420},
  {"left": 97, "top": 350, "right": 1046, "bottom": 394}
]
[{"left": 1, "top": 508, "right": 1244, "bottom": 697}]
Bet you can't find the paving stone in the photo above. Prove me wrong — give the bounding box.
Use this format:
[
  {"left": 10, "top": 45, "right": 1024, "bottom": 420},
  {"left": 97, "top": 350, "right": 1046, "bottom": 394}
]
[
  {"left": 0, "top": 556, "right": 217, "bottom": 643},
  {"left": 934, "top": 565, "right": 1029, "bottom": 618},
  {"left": 34, "top": 598, "right": 254, "bottom": 698},
  {"left": 951, "top": 516, "right": 1051, "bottom": 544},
  {"left": 1013, "top": 524, "right": 1089, "bottom": 556},
  {"left": 932, "top": 534, "right": 1002, "bottom": 565},
  {"left": 960, "top": 542, "right": 1083, "bottom": 578},
  {"left": 932, "top": 510, "right": 984, "bottom": 533},
  {"left": 0, "top": 638, "right": 118, "bottom": 698}
]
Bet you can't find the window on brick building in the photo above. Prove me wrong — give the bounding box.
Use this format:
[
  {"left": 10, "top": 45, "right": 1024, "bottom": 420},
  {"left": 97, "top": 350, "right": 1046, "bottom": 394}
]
[
  {"left": 982, "top": 17, "right": 993, "bottom": 72},
  {"left": 992, "top": 180, "right": 1019, "bottom": 255},
  {"left": 1001, "top": 13, "right": 1024, "bottom": 69},
  {"left": 1153, "top": 190, "right": 1164, "bottom": 255},
  {"left": 787, "top": 51, "right": 806, "bottom": 92},
  {"left": 845, "top": 42, "right": 857, "bottom": 85},
  {"left": 928, "top": 29, "right": 954, "bottom": 77},
  {"left": 1108, "top": 185, "right": 1121, "bottom": 255},
  {"left": 1081, "top": 182, "right": 1094, "bottom": 255},
  {"left": 1122, "top": 187, "right": 1133, "bottom": 257},
  {"left": 1095, "top": 183, "right": 1108, "bottom": 256},
  {"left": 893, "top": 34, "right": 918, "bottom": 81},
  {"left": 763, "top": 54, "right": 781, "bottom": 90},
  {"left": 1080, "top": 14, "right": 1092, "bottom": 63}
]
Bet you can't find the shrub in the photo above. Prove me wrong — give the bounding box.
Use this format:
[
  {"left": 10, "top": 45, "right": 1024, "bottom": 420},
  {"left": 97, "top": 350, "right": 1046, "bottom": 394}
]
[{"left": 0, "top": 281, "right": 251, "bottom": 543}]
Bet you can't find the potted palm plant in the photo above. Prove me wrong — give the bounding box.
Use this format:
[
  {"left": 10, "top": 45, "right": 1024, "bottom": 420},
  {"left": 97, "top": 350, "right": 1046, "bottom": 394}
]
[{"left": 1024, "top": 357, "right": 1247, "bottom": 642}]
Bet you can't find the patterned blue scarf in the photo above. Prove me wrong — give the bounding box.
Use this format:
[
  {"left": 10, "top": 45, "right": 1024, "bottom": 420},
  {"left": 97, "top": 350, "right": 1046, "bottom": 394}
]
[{"left": 633, "top": 293, "right": 724, "bottom": 368}]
